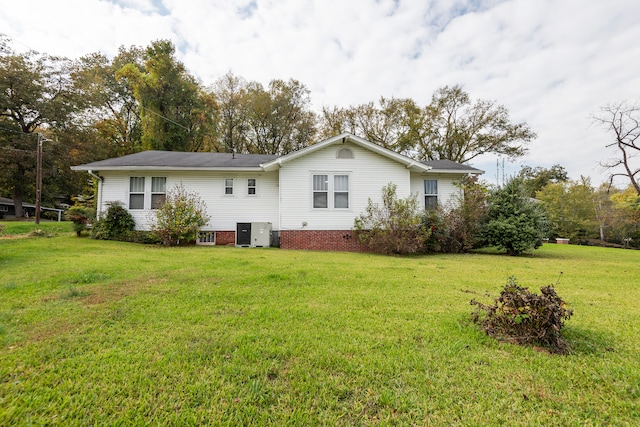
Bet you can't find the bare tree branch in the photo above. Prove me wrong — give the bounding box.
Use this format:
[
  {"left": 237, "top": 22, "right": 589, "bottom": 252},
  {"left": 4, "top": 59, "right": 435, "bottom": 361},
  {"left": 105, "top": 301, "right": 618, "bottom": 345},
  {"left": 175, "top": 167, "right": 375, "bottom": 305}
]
[{"left": 593, "top": 101, "right": 640, "bottom": 194}]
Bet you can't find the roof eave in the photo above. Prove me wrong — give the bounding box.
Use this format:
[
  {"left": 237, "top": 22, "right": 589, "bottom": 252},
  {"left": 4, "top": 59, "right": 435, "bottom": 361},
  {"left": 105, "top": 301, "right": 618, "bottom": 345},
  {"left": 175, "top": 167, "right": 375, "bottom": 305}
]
[
  {"left": 261, "top": 132, "right": 434, "bottom": 172},
  {"left": 424, "top": 169, "right": 484, "bottom": 174},
  {"left": 72, "top": 166, "right": 267, "bottom": 172}
]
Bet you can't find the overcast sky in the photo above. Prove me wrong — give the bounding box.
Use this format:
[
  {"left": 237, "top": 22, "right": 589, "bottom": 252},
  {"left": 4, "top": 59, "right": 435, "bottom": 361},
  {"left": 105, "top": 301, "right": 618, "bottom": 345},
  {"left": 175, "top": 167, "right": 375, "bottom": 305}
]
[{"left": 2, "top": 0, "right": 639, "bottom": 185}]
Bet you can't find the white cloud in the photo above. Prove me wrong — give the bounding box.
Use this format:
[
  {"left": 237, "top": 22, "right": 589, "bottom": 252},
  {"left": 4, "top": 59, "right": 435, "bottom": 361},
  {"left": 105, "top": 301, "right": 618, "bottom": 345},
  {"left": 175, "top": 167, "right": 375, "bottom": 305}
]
[{"left": 2, "top": 0, "right": 639, "bottom": 185}]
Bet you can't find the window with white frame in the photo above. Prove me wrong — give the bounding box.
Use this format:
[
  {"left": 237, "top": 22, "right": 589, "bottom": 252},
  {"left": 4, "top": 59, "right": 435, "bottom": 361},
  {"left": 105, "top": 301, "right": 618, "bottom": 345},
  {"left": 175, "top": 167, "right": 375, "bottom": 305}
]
[
  {"left": 129, "top": 177, "right": 145, "bottom": 209},
  {"left": 247, "top": 178, "right": 256, "bottom": 196},
  {"left": 312, "top": 173, "right": 350, "bottom": 209},
  {"left": 313, "top": 174, "right": 328, "bottom": 208},
  {"left": 151, "top": 177, "right": 166, "bottom": 209},
  {"left": 334, "top": 175, "right": 349, "bottom": 209},
  {"left": 424, "top": 179, "right": 438, "bottom": 209},
  {"left": 224, "top": 178, "right": 234, "bottom": 195}
]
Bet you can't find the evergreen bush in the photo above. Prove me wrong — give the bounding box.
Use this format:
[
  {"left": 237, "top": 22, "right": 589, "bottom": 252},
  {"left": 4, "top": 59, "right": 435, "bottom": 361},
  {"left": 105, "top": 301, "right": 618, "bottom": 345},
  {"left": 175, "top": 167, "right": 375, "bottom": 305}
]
[{"left": 91, "top": 201, "right": 135, "bottom": 240}]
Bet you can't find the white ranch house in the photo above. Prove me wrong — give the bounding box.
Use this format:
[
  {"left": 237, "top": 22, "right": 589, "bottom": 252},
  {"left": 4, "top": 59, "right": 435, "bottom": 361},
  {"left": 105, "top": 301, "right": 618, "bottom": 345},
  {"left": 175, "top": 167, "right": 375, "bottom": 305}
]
[{"left": 72, "top": 133, "right": 483, "bottom": 251}]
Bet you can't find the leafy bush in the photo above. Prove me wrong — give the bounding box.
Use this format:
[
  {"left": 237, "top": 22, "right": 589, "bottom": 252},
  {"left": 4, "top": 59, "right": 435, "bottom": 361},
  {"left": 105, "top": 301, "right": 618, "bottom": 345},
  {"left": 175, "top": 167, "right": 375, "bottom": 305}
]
[
  {"left": 423, "top": 208, "right": 446, "bottom": 252},
  {"left": 91, "top": 201, "right": 136, "bottom": 240},
  {"left": 353, "top": 183, "right": 430, "bottom": 255},
  {"left": 65, "top": 206, "right": 95, "bottom": 237},
  {"left": 151, "top": 184, "right": 209, "bottom": 246},
  {"left": 481, "top": 178, "right": 548, "bottom": 255},
  {"left": 471, "top": 276, "right": 573, "bottom": 353},
  {"left": 423, "top": 176, "right": 488, "bottom": 253}
]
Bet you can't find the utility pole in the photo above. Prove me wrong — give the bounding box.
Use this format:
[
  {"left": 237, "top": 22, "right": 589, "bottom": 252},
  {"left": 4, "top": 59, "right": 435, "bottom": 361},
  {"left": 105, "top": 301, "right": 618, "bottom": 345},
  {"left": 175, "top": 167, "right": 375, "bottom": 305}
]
[{"left": 35, "top": 133, "right": 43, "bottom": 224}]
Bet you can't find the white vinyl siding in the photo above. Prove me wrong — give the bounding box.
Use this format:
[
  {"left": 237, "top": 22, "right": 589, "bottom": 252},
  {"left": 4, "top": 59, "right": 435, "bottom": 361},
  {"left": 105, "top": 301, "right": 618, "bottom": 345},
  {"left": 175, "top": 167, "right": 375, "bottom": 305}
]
[
  {"left": 279, "top": 142, "right": 410, "bottom": 230},
  {"left": 98, "top": 170, "right": 279, "bottom": 231},
  {"left": 410, "top": 173, "right": 463, "bottom": 208},
  {"left": 92, "top": 144, "right": 473, "bottom": 234}
]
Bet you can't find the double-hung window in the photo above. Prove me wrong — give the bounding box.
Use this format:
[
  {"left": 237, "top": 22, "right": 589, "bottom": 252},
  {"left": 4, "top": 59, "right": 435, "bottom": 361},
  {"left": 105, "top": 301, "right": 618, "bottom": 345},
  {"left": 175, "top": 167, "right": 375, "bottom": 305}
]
[
  {"left": 129, "top": 177, "right": 145, "bottom": 210},
  {"left": 224, "top": 178, "right": 234, "bottom": 195},
  {"left": 424, "top": 179, "right": 438, "bottom": 209},
  {"left": 313, "top": 175, "right": 328, "bottom": 208},
  {"left": 151, "top": 177, "right": 166, "bottom": 209},
  {"left": 334, "top": 175, "right": 349, "bottom": 209},
  {"left": 247, "top": 178, "right": 256, "bottom": 196},
  {"left": 312, "top": 173, "right": 349, "bottom": 209}
]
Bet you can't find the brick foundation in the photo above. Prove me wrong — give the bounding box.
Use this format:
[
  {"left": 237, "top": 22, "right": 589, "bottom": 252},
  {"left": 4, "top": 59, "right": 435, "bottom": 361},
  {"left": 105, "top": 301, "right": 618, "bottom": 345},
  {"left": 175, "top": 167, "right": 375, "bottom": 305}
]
[
  {"left": 280, "top": 230, "right": 369, "bottom": 252},
  {"left": 212, "top": 229, "right": 369, "bottom": 252},
  {"left": 215, "top": 230, "right": 236, "bottom": 246}
]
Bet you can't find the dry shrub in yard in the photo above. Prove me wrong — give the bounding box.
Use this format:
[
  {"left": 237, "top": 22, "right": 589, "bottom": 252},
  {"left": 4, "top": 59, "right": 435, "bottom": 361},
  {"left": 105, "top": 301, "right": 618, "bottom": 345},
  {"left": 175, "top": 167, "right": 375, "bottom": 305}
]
[
  {"left": 353, "top": 183, "right": 430, "bottom": 255},
  {"left": 471, "top": 276, "right": 573, "bottom": 353}
]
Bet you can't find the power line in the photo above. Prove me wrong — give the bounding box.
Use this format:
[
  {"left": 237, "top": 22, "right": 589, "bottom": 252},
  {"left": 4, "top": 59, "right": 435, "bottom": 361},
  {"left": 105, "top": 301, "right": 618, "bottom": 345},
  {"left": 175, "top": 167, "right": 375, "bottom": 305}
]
[
  {"left": 139, "top": 104, "right": 191, "bottom": 132},
  {"left": 0, "top": 125, "right": 30, "bottom": 135}
]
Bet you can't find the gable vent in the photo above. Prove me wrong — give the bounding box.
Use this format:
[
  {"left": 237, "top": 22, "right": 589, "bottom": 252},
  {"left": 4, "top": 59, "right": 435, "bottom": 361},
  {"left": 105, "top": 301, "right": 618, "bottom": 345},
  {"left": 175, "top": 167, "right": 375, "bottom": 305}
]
[{"left": 336, "top": 148, "right": 354, "bottom": 159}]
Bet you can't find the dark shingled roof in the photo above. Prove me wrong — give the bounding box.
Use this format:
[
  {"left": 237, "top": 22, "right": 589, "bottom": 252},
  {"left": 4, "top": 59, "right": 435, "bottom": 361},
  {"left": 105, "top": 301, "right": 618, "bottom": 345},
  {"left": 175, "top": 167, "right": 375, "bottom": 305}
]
[
  {"left": 74, "top": 151, "right": 279, "bottom": 170},
  {"left": 421, "top": 159, "right": 483, "bottom": 173},
  {"left": 73, "top": 148, "right": 483, "bottom": 175}
]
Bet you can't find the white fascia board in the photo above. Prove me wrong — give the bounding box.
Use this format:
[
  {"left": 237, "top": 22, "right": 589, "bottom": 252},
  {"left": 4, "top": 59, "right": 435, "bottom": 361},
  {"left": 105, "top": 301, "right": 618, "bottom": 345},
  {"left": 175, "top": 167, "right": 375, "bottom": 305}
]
[
  {"left": 261, "top": 132, "right": 433, "bottom": 172},
  {"left": 423, "top": 169, "right": 484, "bottom": 175},
  {"left": 261, "top": 133, "right": 349, "bottom": 171},
  {"left": 71, "top": 166, "right": 266, "bottom": 172}
]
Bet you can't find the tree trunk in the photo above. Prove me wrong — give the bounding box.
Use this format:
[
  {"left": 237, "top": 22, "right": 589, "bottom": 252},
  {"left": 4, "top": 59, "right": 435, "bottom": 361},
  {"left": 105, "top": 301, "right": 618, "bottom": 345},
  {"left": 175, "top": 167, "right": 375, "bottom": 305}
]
[{"left": 13, "top": 189, "right": 23, "bottom": 218}]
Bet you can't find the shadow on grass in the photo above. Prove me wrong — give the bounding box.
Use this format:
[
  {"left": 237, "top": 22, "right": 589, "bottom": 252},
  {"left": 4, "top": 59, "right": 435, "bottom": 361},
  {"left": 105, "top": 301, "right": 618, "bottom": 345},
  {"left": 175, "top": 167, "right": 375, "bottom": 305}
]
[
  {"left": 563, "top": 326, "right": 616, "bottom": 355},
  {"left": 455, "top": 310, "right": 615, "bottom": 357},
  {"left": 471, "top": 246, "right": 569, "bottom": 260}
]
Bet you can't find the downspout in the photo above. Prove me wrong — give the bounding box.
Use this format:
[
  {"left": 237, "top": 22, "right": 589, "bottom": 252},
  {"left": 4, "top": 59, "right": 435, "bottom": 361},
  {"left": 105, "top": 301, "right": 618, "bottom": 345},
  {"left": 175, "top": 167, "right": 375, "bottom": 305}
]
[{"left": 277, "top": 163, "right": 282, "bottom": 246}]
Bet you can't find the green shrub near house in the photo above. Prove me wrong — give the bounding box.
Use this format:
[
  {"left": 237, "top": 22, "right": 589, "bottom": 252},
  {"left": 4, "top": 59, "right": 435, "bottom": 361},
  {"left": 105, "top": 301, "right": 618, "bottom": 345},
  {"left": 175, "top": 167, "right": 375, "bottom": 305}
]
[
  {"left": 91, "top": 201, "right": 135, "bottom": 240},
  {"left": 151, "top": 184, "right": 210, "bottom": 246}
]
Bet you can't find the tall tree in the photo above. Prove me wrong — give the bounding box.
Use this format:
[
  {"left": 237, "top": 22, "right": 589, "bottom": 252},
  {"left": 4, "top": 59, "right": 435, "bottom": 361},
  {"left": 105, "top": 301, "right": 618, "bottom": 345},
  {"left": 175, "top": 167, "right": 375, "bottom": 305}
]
[
  {"left": 418, "top": 85, "right": 535, "bottom": 163},
  {"left": 209, "top": 72, "right": 251, "bottom": 153},
  {"left": 319, "top": 97, "right": 419, "bottom": 155},
  {"left": 0, "top": 42, "right": 78, "bottom": 216},
  {"left": 517, "top": 164, "right": 569, "bottom": 198},
  {"left": 608, "top": 185, "right": 640, "bottom": 247},
  {"left": 73, "top": 46, "right": 144, "bottom": 156},
  {"left": 536, "top": 177, "right": 600, "bottom": 241},
  {"left": 593, "top": 101, "right": 640, "bottom": 195},
  {"left": 245, "top": 78, "right": 316, "bottom": 155},
  {"left": 318, "top": 86, "right": 535, "bottom": 163},
  {"left": 118, "top": 40, "right": 206, "bottom": 152}
]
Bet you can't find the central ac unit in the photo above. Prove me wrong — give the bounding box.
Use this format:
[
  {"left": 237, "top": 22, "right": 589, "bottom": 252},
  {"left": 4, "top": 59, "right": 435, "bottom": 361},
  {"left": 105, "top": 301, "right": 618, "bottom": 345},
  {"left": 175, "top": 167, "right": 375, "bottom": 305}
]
[{"left": 236, "top": 222, "right": 272, "bottom": 247}]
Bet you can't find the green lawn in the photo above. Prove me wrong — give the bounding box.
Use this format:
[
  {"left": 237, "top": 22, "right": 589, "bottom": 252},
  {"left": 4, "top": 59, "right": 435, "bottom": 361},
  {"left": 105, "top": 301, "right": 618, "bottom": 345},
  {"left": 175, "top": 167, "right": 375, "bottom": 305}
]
[{"left": 1, "top": 225, "right": 639, "bottom": 425}]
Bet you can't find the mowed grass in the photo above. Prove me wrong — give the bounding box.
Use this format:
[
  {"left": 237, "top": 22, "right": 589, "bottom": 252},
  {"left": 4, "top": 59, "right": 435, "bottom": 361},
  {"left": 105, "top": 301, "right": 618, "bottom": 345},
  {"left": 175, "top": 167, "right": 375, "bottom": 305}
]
[
  {"left": 1, "top": 226, "right": 639, "bottom": 425},
  {"left": 0, "top": 220, "right": 72, "bottom": 236}
]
